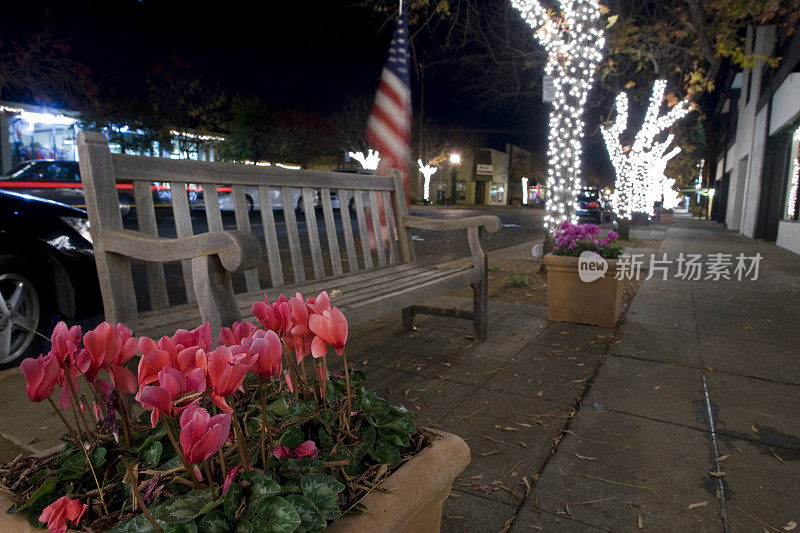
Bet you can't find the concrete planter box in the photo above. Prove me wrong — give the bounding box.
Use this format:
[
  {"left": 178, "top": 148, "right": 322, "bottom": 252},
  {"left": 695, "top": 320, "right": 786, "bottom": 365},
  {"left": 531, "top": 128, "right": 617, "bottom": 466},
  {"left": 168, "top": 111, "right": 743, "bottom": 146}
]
[
  {"left": 1, "top": 429, "right": 470, "bottom": 533},
  {"left": 543, "top": 253, "right": 623, "bottom": 328}
]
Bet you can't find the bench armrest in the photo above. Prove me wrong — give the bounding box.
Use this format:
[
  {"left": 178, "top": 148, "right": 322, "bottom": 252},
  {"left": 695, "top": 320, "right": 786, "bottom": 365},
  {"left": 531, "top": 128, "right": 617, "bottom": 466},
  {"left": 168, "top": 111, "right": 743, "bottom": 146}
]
[
  {"left": 402, "top": 215, "right": 501, "bottom": 233},
  {"left": 100, "top": 229, "right": 262, "bottom": 271}
]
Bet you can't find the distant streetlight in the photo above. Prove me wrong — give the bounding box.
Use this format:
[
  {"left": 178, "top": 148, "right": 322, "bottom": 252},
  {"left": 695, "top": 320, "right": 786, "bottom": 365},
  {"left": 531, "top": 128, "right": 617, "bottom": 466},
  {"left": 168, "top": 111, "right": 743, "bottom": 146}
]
[{"left": 449, "top": 152, "right": 461, "bottom": 205}]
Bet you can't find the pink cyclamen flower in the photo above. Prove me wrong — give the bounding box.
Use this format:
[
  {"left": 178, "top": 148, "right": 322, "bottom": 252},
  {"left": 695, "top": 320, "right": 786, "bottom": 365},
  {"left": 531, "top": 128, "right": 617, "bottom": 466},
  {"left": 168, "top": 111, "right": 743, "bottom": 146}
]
[
  {"left": 172, "top": 322, "right": 213, "bottom": 352},
  {"left": 309, "top": 306, "right": 348, "bottom": 357},
  {"left": 219, "top": 321, "right": 258, "bottom": 347},
  {"left": 252, "top": 295, "right": 290, "bottom": 336},
  {"left": 237, "top": 329, "right": 283, "bottom": 379},
  {"left": 39, "top": 496, "right": 87, "bottom": 533},
  {"left": 49, "top": 321, "right": 82, "bottom": 365},
  {"left": 136, "top": 366, "right": 206, "bottom": 427},
  {"left": 273, "top": 440, "right": 319, "bottom": 460},
  {"left": 179, "top": 403, "right": 231, "bottom": 464},
  {"left": 82, "top": 322, "right": 139, "bottom": 393},
  {"left": 207, "top": 345, "right": 255, "bottom": 412},
  {"left": 20, "top": 354, "right": 61, "bottom": 402}
]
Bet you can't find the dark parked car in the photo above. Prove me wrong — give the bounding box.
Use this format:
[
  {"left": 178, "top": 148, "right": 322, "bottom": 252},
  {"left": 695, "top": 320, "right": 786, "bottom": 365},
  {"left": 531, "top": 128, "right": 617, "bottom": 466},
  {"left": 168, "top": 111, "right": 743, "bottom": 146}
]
[
  {"left": 576, "top": 189, "right": 605, "bottom": 224},
  {"left": 0, "top": 190, "right": 102, "bottom": 367},
  {"left": 0, "top": 159, "right": 140, "bottom": 216}
]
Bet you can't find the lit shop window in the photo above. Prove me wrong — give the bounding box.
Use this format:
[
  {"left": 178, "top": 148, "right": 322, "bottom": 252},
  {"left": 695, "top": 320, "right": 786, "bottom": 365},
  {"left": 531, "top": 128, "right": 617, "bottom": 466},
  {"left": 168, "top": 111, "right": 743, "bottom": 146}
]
[
  {"left": 456, "top": 180, "right": 467, "bottom": 201},
  {"left": 785, "top": 126, "right": 800, "bottom": 221},
  {"left": 490, "top": 183, "right": 505, "bottom": 203}
]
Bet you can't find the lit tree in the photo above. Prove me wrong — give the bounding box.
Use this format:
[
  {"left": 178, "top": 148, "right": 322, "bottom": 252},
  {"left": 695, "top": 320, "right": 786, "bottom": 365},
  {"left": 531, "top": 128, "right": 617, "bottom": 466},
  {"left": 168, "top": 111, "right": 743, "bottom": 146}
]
[
  {"left": 417, "top": 159, "right": 438, "bottom": 202},
  {"left": 348, "top": 149, "right": 381, "bottom": 170},
  {"left": 602, "top": 79, "right": 691, "bottom": 229},
  {"left": 511, "top": 0, "right": 607, "bottom": 236}
]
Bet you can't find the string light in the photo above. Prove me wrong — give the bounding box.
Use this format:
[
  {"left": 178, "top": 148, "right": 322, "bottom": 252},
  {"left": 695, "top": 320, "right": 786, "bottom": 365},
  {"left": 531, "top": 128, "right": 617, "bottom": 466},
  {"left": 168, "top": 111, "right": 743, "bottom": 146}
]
[
  {"left": 417, "top": 159, "right": 438, "bottom": 201},
  {"left": 512, "top": 0, "right": 606, "bottom": 233},
  {"left": 170, "top": 130, "right": 225, "bottom": 142},
  {"left": 348, "top": 149, "right": 381, "bottom": 170},
  {"left": 602, "top": 79, "right": 691, "bottom": 219}
]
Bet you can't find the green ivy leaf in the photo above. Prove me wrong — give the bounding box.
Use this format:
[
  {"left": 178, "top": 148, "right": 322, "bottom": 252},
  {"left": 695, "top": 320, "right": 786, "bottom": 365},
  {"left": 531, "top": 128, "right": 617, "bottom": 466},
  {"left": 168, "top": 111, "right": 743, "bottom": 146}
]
[
  {"left": 253, "top": 496, "right": 301, "bottom": 533},
  {"left": 282, "top": 399, "right": 316, "bottom": 424},
  {"left": 378, "top": 428, "right": 410, "bottom": 447},
  {"left": 241, "top": 469, "right": 281, "bottom": 499},
  {"left": 133, "top": 425, "right": 167, "bottom": 453},
  {"left": 138, "top": 440, "right": 163, "bottom": 467},
  {"left": 198, "top": 510, "right": 230, "bottom": 533},
  {"left": 371, "top": 439, "right": 401, "bottom": 465},
  {"left": 166, "top": 521, "right": 198, "bottom": 533},
  {"left": 110, "top": 511, "right": 168, "bottom": 532},
  {"left": 158, "top": 456, "right": 183, "bottom": 471},
  {"left": 152, "top": 489, "right": 213, "bottom": 524},
  {"left": 197, "top": 497, "right": 224, "bottom": 516},
  {"left": 26, "top": 492, "right": 60, "bottom": 528},
  {"left": 300, "top": 474, "right": 344, "bottom": 521},
  {"left": 318, "top": 427, "right": 334, "bottom": 452},
  {"left": 235, "top": 519, "right": 253, "bottom": 533},
  {"left": 91, "top": 447, "right": 107, "bottom": 468},
  {"left": 285, "top": 494, "right": 327, "bottom": 533},
  {"left": 17, "top": 476, "right": 57, "bottom": 512},
  {"left": 266, "top": 397, "right": 289, "bottom": 417},
  {"left": 277, "top": 426, "right": 305, "bottom": 449},
  {"left": 223, "top": 482, "right": 243, "bottom": 519}
]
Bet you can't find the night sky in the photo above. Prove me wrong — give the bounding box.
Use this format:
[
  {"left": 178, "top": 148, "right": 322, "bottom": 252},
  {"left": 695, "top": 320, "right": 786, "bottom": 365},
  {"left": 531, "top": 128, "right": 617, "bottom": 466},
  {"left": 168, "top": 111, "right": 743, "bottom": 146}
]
[{"left": 4, "top": 1, "right": 615, "bottom": 179}]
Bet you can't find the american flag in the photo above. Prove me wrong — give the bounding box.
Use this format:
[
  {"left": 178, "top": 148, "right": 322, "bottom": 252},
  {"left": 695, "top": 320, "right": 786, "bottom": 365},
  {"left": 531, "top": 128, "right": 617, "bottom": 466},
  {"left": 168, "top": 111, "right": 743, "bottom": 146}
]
[{"left": 366, "top": 5, "right": 412, "bottom": 203}]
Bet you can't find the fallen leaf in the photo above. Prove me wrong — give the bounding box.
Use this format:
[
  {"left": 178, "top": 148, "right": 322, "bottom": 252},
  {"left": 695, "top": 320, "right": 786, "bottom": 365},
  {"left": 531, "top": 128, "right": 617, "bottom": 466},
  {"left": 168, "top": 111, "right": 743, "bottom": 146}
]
[
  {"left": 480, "top": 451, "right": 502, "bottom": 457},
  {"left": 773, "top": 451, "right": 784, "bottom": 463},
  {"left": 783, "top": 521, "right": 797, "bottom": 531},
  {"left": 638, "top": 514, "right": 644, "bottom": 529},
  {"left": 537, "top": 390, "right": 544, "bottom": 397},
  {"left": 709, "top": 471, "right": 726, "bottom": 478},
  {"left": 575, "top": 453, "right": 597, "bottom": 461},
  {"left": 751, "top": 424, "right": 759, "bottom": 433},
  {"left": 717, "top": 454, "right": 731, "bottom": 462},
  {"left": 654, "top": 385, "right": 661, "bottom": 391},
  {"left": 688, "top": 501, "right": 708, "bottom": 510}
]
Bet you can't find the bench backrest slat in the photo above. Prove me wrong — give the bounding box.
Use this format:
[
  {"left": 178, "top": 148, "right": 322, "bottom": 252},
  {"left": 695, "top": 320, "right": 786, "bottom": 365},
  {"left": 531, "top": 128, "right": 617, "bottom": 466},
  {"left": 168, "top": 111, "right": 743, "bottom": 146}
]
[
  {"left": 320, "top": 188, "right": 344, "bottom": 277},
  {"left": 352, "top": 189, "right": 373, "bottom": 270},
  {"left": 257, "top": 185, "right": 284, "bottom": 287},
  {"left": 231, "top": 184, "right": 261, "bottom": 291},
  {"left": 368, "top": 190, "right": 387, "bottom": 267},
  {"left": 302, "top": 187, "right": 325, "bottom": 279},
  {"left": 391, "top": 172, "right": 414, "bottom": 263},
  {"left": 382, "top": 190, "right": 399, "bottom": 265},
  {"left": 168, "top": 180, "right": 197, "bottom": 304},
  {"left": 337, "top": 189, "right": 359, "bottom": 273},
  {"left": 133, "top": 181, "right": 169, "bottom": 310},
  {"left": 203, "top": 185, "right": 224, "bottom": 232},
  {"left": 281, "top": 186, "right": 306, "bottom": 283}
]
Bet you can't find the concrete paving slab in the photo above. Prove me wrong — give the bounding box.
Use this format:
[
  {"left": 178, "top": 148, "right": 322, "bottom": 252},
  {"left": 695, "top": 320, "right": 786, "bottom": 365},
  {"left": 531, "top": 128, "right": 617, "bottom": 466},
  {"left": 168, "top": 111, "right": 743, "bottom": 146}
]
[
  {"left": 441, "top": 387, "right": 575, "bottom": 504},
  {"left": 716, "top": 436, "right": 800, "bottom": 532},
  {"left": 704, "top": 371, "right": 800, "bottom": 451},
  {"left": 442, "top": 491, "right": 518, "bottom": 532},
  {"left": 629, "top": 290, "right": 694, "bottom": 310},
  {"left": 582, "top": 356, "right": 707, "bottom": 430},
  {"left": 531, "top": 323, "right": 613, "bottom": 353},
  {"left": 625, "top": 299, "right": 697, "bottom": 329},
  {"left": 509, "top": 505, "right": 611, "bottom": 532},
  {"left": 611, "top": 322, "right": 702, "bottom": 367},
  {"left": 513, "top": 410, "right": 723, "bottom": 532},
  {"left": 700, "top": 333, "right": 800, "bottom": 385},
  {"left": 696, "top": 311, "right": 800, "bottom": 345},
  {"left": 481, "top": 346, "right": 604, "bottom": 405}
]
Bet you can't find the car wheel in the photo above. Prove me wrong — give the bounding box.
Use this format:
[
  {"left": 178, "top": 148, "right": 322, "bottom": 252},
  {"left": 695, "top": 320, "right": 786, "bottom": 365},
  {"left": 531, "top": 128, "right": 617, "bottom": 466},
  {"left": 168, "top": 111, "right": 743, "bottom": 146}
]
[
  {"left": 0, "top": 256, "right": 52, "bottom": 368},
  {"left": 119, "top": 194, "right": 135, "bottom": 219}
]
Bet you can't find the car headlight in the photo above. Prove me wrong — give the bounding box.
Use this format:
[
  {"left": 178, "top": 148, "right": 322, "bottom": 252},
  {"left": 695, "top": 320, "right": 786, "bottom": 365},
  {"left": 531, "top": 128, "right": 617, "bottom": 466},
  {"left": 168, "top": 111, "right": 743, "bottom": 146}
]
[{"left": 61, "top": 216, "right": 93, "bottom": 244}]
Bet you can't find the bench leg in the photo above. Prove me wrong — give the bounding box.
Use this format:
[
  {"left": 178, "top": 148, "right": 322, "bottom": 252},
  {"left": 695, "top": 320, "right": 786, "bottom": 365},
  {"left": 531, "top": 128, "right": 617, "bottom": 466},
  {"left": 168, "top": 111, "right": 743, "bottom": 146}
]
[
  {"left": 402, "top": 307, "right": 415, "bottom": 331},
  {"left": 472, "top": 279, "right": 488, "bottom": 341}
]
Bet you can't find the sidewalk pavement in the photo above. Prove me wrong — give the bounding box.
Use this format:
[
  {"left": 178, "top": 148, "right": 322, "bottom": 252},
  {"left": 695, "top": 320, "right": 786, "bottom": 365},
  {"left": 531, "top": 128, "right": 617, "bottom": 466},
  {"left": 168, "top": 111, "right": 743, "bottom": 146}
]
[{"left": 0, "top": 218, "right": 798, "bottom": 532}]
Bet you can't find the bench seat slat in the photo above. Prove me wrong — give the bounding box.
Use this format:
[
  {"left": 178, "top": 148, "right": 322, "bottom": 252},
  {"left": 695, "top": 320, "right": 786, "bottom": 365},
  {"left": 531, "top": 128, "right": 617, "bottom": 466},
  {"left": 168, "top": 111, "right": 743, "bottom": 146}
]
[{"left": 131, "top": 260, "right": 477, "bottom": 339}]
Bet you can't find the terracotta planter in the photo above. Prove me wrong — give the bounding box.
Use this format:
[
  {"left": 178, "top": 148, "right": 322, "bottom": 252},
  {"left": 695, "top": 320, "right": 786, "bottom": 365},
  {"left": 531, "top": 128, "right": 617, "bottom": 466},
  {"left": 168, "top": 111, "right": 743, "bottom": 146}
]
[
  {"left": 543, "top": 253, "right": 623, "bottom": 328},
  {"left": 1, "top": 429, "right": 470, "bottom": 533}
]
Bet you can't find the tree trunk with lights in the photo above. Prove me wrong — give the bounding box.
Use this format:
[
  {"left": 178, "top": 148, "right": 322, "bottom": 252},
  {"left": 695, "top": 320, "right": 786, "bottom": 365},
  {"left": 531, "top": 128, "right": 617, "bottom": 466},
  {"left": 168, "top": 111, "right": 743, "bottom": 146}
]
[{"left": 512, "top": 0, "right": 606, "bottom": 236}]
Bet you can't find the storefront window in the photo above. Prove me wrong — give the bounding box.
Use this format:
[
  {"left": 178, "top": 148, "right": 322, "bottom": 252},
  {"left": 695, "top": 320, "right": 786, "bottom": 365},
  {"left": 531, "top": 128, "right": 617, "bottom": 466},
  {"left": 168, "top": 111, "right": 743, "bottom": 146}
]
[
  {"left": 9, "top": 113, "right": 77, "bottom": 167},
  {"left": 785, "top": 127, "right": 800, "bottom": 221},
  {"left": 456, "top": 180, "right": 467, "bottom": 201},
  {"left": 489, "top": 183, "right": 505, "bottom": 203}
]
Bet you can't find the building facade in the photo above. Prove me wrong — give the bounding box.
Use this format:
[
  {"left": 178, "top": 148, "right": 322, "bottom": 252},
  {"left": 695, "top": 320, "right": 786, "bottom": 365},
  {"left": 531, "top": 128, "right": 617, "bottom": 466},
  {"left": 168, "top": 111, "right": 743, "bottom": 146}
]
[
  {"left": 713, "top": 26, "right": 800, "bottom": 255},
  {"left": 1, "top": 100, "right": 223, "bottom": 175}
]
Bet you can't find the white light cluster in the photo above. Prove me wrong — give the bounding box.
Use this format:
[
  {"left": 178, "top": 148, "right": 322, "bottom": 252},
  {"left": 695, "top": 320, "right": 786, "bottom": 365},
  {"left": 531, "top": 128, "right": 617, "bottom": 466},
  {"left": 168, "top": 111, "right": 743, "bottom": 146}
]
[
  {"left": 512, "top": 0, "right": 606, "bottom": 232},
  {"left": 521, "top": 177, "right": 529, "bottom": 204},
  {"left": 170, "top": 130, "right": 225, "bottom": 142},
  {"left": 348, "top": 149, "right": 381, "bottom": 170},
  {"left": 417, "top": 159, "right": 438, "bottom": 201},
  {"left": 603, "top": 79, "right": 691, "bottom": 219}
]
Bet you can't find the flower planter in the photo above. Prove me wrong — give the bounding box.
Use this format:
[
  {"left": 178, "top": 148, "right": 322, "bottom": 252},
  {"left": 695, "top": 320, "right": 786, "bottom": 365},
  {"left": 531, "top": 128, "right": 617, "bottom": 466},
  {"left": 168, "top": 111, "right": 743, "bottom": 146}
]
[
  {"left": 543, "top": 253, "right": 623, "bottom": 328},
  {"left": 0, "top": 429, "right": 470, "bottom": 533}
]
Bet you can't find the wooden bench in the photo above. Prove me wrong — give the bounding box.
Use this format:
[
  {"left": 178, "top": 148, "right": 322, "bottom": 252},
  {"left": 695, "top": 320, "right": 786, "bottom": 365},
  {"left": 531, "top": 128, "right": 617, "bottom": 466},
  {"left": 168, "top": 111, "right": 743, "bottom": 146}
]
[{"left": 76, "top": 131, "right": 501, "bottom": 343}]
